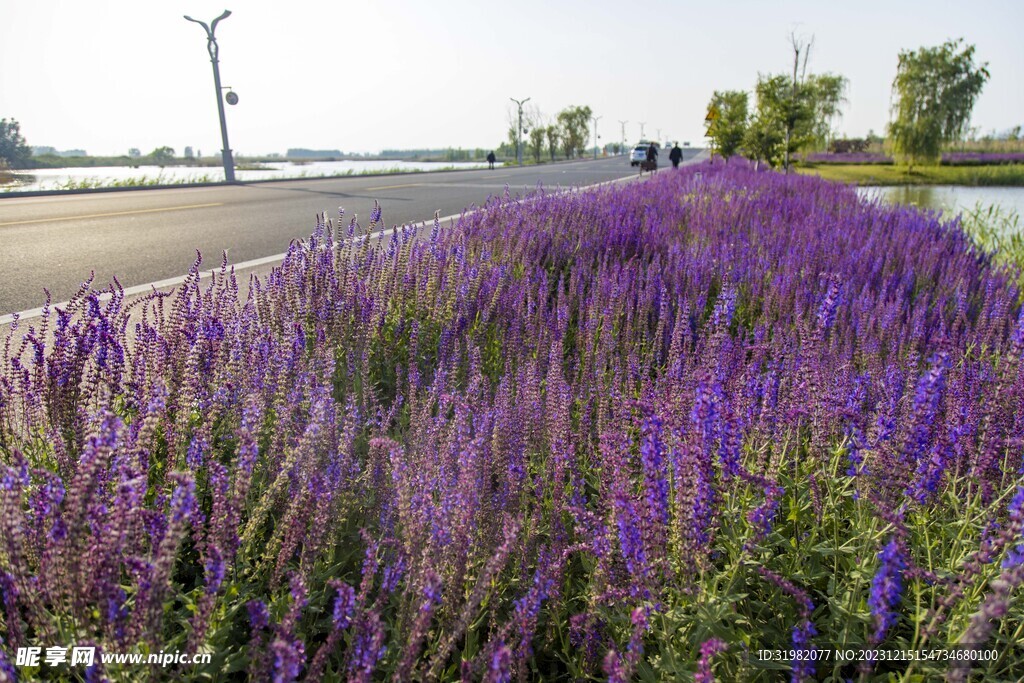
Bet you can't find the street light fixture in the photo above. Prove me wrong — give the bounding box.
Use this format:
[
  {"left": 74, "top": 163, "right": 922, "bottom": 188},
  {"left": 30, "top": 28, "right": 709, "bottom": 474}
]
[
  {"left": 639, "top": 121, "right": 646, "bottom": 140},
  {"left": 618, "top": 120, "right": 628, "bottom": 154},
  {"left": 510, "top": 97, "right": 531, "bottom": 167},
  {"left": 185, "top": 10, "right": 236, "bottom": 183},
  {"left": 592, "top": 115, "right": 602, "bottom": 160}
]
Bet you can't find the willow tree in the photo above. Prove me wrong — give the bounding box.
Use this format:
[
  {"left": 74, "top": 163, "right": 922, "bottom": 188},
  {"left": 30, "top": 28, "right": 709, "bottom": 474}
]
[
  {"left": 888, "top": 39, "right": 989, "bottom": 168},
  {"left": 545, "top": 125, "right": 560, "bottom": 161},
  {"left": 806, "top": 73, "right": 848, "bottom": 152},
  {"left": 557, "top": 105, "right": 592, "bottom": 159},
  {"left": 528, "top": 125, "right": 546, "bottom": 163}
]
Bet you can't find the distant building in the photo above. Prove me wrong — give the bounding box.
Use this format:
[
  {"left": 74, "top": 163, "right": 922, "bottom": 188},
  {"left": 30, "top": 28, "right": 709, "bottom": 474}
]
[{"left": 184, "top": 146, "right": 195, "bottom": 158}]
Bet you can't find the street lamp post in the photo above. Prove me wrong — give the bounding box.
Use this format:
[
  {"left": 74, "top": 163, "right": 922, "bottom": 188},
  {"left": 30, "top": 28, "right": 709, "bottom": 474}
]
[
  {"left": 592, "top": 115, "right": 602, "bottom": 160},
  {"left": 639, "top": 121, "right": 646, "bottom": 140},
  {"left": 618, "top": 120, "right": 628, "bottom": 154},
  {"left": 509, "top": 97, "right": 530, "bottom": 167},
  {"left": 185, "top": 10, "right": 236, "bottom": 183}
]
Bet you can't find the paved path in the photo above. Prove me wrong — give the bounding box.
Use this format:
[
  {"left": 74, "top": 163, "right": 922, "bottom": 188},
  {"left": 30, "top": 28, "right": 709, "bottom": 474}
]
[{"left": 0, "top": 150, "right": 706, "bottom": 318}]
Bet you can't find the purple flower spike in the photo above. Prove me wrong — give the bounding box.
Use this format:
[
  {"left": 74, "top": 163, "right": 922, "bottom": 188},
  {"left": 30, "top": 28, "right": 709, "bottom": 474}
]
[
  {"left": 331, "top": 581, "right": 356, "bottom": 631},
  {"left": 868, "top": 537, "right": 907, "bottom": 643},
  {"left": 695, "top": 638, "right": 727, "bottom": 683},
  {"left": 485, "top": 643, "right": 513, "bottom": 683}
]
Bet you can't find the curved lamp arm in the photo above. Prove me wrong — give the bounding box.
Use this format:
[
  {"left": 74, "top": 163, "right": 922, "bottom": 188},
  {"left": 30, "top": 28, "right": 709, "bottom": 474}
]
[{"left": 210, "top": 10, "right": 231, "bottom": 34}]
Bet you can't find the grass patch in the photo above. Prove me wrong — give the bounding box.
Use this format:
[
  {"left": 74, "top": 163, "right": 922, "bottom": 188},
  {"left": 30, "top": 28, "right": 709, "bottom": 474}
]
[
  {"left": 796, "top": 162, "right": 1024, "bottom": 186},
  {"left": 959, "top": 203, "right": 1024, "bottom": 284}
]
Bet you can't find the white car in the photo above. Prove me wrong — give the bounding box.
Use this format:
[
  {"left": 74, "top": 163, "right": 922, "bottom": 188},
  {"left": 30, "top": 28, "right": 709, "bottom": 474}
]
[{"left": 630, "top": 145, "right": 649, "bottom": 166}]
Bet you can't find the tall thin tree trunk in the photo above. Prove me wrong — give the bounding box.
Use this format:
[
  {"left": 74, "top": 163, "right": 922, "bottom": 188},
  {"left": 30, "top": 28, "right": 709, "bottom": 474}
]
[
  {"left": 785, "top": 33, "right": 813, "bottom": 175},
  {"left": 784, "top": 43, "right": 799, "bottom": 174}
]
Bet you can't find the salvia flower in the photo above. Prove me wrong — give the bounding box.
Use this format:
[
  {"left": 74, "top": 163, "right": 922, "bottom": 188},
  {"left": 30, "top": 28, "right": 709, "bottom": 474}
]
[
  {"left": 747, "top": 482, "right": 783, "bottom": 541},
  {"left": 868, "top": 537, "right": 908, "bottom": 643},
  {"left": 816, "top": 274, "right": 842, "bottom": 332},
  {"left": 790, "top": 618, "right": 818, "bottom": 683},
  {"left": 269, "top": 634, "right": 305, "bottom": 683},
  {"left": 757, "top": 568, "right": 816, "bottom": 682},
  {"left": 169, "top": 477, "right": 197, "bottom": 525},
  {"left": 331, "top": 581, "right": 357, "bottom": 631},
  {"left": 640, "top": 413, "right": 670, "bottom": 534},
  {"left": 203, "top": 546, "right": 226, "bottom": 595},
  {"left": 612, "top": 486, "right": 649, "bottom": 592},
  {"left": 1002, "top": 487, "right": 1024, "bottom": 569},
  {"left": 247, "top": 600, "right": 270, "bottom": 633},
  {"left": 906, "top": 353, "right": 952, "bottom": 502},
  {"left": 348, "top": 610, "right": 387, "bottom": 682},
  {"left": 695, "top": 638, "right": 727, "bottom": 683},
  {"left": 1, "top": 159, "right": 1023, "bottom": 680},
  {"left": 485, "top": 643, "right": 513, "bottom": 683}
]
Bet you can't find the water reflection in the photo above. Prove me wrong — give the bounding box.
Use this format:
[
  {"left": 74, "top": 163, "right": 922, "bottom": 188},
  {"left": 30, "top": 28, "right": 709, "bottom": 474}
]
[
  {"left": 858, "top": 185, "right": 1024, "bottom": 220},
  {"left": 2, "top": 160, "right": 489, "bottom": 193}
]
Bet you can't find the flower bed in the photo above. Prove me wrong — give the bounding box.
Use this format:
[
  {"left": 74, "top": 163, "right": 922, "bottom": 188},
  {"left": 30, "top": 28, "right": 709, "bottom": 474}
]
[{"left": 1, "top": 162, "right": 1022, "bottom": 681}]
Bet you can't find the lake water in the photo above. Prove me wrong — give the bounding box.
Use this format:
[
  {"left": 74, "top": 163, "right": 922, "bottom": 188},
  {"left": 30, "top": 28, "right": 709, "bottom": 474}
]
[
  {"left": 2, "top": 159, "right": 489, "bottom": 192},
  {"left": 857, "top": 185, "right": 1024, "bottom": 221}
]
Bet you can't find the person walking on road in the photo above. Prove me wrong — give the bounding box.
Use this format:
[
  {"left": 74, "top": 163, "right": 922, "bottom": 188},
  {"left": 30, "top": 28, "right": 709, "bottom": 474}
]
[
  {"left": 486, "top": 151, "right": 496, "bottom": 170},
  {"left": 646, "top": 142, "right": 658, "bottom": 166},
  {"left": 641, "top": 142, "right": 659, "bottom": 174},
  {"left": 669, "top": 143, "right": 683, "bottom": 169}
]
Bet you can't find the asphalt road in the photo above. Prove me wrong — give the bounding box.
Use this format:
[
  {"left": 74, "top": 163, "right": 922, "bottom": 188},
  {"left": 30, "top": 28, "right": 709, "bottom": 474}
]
[{"left": 0, "top": 149, "right": 705, "bottom": 317}]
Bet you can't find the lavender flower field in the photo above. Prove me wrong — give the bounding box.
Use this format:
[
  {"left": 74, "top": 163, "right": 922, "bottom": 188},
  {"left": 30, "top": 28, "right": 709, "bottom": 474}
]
[{"left": 2, "top": 162, "right": 1023, "bottom": 681}]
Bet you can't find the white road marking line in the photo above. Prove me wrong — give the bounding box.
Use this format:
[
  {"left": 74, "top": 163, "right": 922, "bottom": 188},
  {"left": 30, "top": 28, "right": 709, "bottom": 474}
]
[
  {"left": 364, "top": 183, "right": 423, "bottom": 191},
  {"left": 0, "top": 203, "right": 224, "bottom": 227}
]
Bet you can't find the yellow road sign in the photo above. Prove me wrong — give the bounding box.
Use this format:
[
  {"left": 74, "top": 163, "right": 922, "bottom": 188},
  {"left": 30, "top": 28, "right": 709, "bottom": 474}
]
[{"left": 705, "top": 106, "right": 720, "bottom": 122}]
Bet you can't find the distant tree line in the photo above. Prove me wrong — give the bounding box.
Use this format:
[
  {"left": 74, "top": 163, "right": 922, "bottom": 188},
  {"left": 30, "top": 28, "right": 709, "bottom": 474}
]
[
  {"left": 380, "top": 148, "right": 489, "bottom": 161},
  {"left": 706, "top": 37, "right": 991, "bottom": 170},
  {"left": 0, "top": 136, "right": 508, "bottom": 170},
  {"left": 0, "top": 127, "right": 192, "bottom": 170},
  {"left": 286, "top": 149, "right": 344, "bottom": 159},
  {"left": 828, "top": 138, "right": 870, "bottom": 154},
  {"left": 31, "top": 146, "right": 87, "bottom": 157}
]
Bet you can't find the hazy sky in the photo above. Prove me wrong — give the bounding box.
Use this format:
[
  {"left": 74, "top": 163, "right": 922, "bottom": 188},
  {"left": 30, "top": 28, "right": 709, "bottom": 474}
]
[{"left": 3, "top": 0, "right": 1021, "bottom": 156}]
